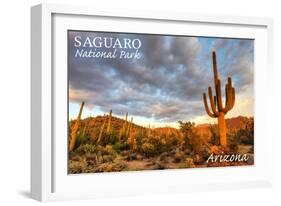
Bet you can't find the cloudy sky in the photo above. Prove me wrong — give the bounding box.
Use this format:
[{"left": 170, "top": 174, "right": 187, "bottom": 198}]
[{"left": 68, "top": 30, "right": 254, "bottom": 128}]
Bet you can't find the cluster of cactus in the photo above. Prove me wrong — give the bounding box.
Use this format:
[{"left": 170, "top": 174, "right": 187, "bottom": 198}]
[
  {"left": 93, "top": 110, "right": 140, "bottom": 148},
  {"left": 69, "top": 101, "right": 85, "bottom": 152},
  {"left": 146, "top": 124, "right": 152, "bottom": 137},
  {"left": 127, "top": 134, "right": 136, "bottom": 149},
  {"left": 117, "top": 113, "right": 147, "bottom": 150},
  {"left": 106, "top": 110, "right": 112, "bottom": 134},
  {"left": 97, "top": 109, "right": 113, "bottom": 144},
  {"left": 119, "top": 112, "right": 129, "bottom": 141},
  {"left": 97, "top": 120, "right": 106, "bottom": 143},
  {"left": 202, "top": 51, "right": 235, "bottom": 149},
  {"left": 68, "top": 103, "right": 193, "bottom": 154},
  {"left": 127, "top": 118, "right": 138, "bottom": 150},
  {"left": 127, "top": 117, "right": 133, "bottom": 136},
  {"left": 82, "top": 124, "right": 88, "bottom": 137}
]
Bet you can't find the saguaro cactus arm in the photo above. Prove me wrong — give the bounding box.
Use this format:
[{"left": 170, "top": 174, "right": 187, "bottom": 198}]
[
  {"left": 208, "top": 87, "right": 219, "bottom": 116},
  {"left": 106, "top": 109, "right": 112, "bottom": 134},
  {"left": 216, "top": 79, "right": 224, "bottom": 111},
  {"left": 223, "top": 77, "right": 235, "bottom": 113},
  {"left": 97, "top": 121, "right": 105, "bottom": 144},
  {"left": 203, "top": 93, "right": 218, "bottom": 118},
  {"left": 212, "top": 52, "right": 219, "bottom": 86}
]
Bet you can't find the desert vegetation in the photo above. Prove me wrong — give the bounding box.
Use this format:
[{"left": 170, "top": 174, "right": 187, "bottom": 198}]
[
  {"left": 68, "top": 105, "right": 254, "bottom": 173},
  {"left": 68, "top": 51, "right": 254, "bottom": 174}
]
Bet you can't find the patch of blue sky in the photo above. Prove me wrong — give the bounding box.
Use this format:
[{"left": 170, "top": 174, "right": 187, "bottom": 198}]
[{"left": 69, "top": 102, "right": 103, "bottom": 120}]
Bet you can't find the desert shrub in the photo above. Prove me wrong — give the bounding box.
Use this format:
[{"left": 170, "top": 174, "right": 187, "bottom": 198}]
[
  {"left": 141, "top": 142, "right": 158, "bottom": 157},
  {"left": 178, "top": 121, "right": 194, "bottom": 149},
  {"left": 98, "top": 132, "right": 118, "bottom": 146},
  {"left": 198, "top": 144, "right": 211, "bottom": 161},
  {"left": 140, "top": 134, "right": 169, "bottom": 157},
  {"left": 190, "top": 134, "right": 203, "bottom": 154},
  {"left": 102, "top": 155, "right": 115, "bottom": 163},
  {"left": 236, "top": 125, "right": 254, "bottom": 145},
  {"left": 85, "top": 153, "right": 98, "bottom": 162},
  {"left": 99, "top": 145, "right": 117, "bottom": 158},
  {"left": 161, "top": 132, "right": 180, "bottom": 152},
  {"left": 68, "top": 158, "right": 88, "bottom": 174},
  {"left": 227, "top": 132, "right": 239, "bottom": 153},
  {"left": 94, "top": 160, "right": 127, "bottom": 172},
  {"left": 108, "top": 130, "right": 119, "bottom": 144},
  {"left": 209, "top": 124, "right": 219, "bottom": 145},
  {"left": 174, "top": 148, "right": 185, "bottom": 162},
  {"left": 112, "top": 142, "right": 130, "bottom": 153},
  {"left": 227, "top": 118, "right": 254, "bottom": 152},
  {"left": 169, "top": 132, "right": 180, "bottom": 146},
  {"left": 74, "top": 133, "right": 89, "bottom": 150},
  {"left": 135, "top": 130, "right": 146, "bottom": 149},
  {"left": 76, "top": 144, "right": 97, "bottom": 154},
  {"left": 228, "top": 118, "right": 254, "bottom": 146},
  {"left": 128, "top": 132, "right": 137, "bottom": 150},
  {"left": 178, "top": 121, "right": 203, "bottom": 153}
]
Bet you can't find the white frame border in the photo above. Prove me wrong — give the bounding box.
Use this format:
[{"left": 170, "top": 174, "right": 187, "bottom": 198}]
[{"left": 31, "top": 3, "right": 274, "bottom": 202}]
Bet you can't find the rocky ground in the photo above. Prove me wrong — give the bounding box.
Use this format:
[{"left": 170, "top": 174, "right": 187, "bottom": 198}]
[{"left": 68, "top": 144, "right": 254, "bottom": 174}]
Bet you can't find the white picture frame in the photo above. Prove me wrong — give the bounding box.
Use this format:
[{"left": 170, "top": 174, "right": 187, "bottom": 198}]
[{"left": 31, "top": 3, "right": 274, "bottom": 202}]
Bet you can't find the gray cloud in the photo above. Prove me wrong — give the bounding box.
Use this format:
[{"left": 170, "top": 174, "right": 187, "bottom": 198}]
[
  {"left": 68, "top": 31, "right": 253, "bottom": 122},
  {"left": 212, "top": 38, "right": 254, "bottom": 92}
]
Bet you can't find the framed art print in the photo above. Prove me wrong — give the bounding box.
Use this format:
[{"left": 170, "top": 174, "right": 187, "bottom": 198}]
[{"left": 31, "top": 4, "right": 274, "bottom": 201}]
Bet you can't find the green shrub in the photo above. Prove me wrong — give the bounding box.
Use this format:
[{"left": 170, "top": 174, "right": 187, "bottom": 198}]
[
  {"left": 68, "top": 158, "right": 88, "bottom": 174},
  {"left": 98, "top": 145, "right": 117, "bottom": 158},
  {"left": 178, "top": 121, "right": 203, "bottom": 154},
  {"left": 174, "top": 148, "right": 184, "bottom": 162},
  {"left": 209, "top": 124, "right": 219, "bottom": 145},
  {"left": 94, "top": 160, "right": 127, "bottom": 172},
  {"left": 76, "top": 144, "right": 97, "bottom": 154},
  {"left": 112, "top": 142, "right": 130, "bottom": 152},
  {"left": 141, "top": 142, "right": 158, "bottom": 157},
  {"left": 227, "top": 132, "right": 239, "bottom": 153},
  {"left": 74, "top": 133, "right": 89, "bottom": 150}
]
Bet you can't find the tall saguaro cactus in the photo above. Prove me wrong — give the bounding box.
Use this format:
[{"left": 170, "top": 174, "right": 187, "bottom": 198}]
[
  {"left": 119, "top": 112, "right": 128, "bottom": 141},
  {"left": 69, "top": 101, "right": 85, "bottom": 152},
  {"left": 203, "top": 51, "right": 235, "bottom": 149},
  {"left": 106, "top": 109, "right": 112, "bottom": 134}
]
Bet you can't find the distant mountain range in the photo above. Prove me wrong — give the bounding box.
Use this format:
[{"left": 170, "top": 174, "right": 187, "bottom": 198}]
[
  {"left": 196, "top": 116, "right": 254, "bottom": 139},
  {"left": 197, "top": 116, "right": 253, "bottom": 130}
]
